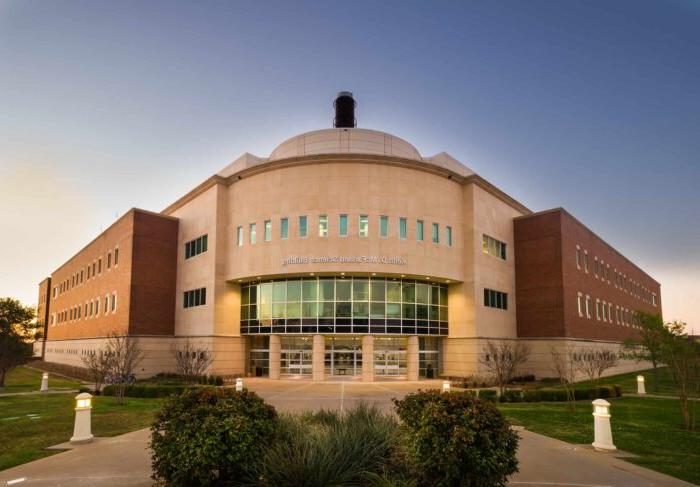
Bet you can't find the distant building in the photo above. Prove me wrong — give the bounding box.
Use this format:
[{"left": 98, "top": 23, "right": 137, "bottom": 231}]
[{"left": 35, "top": 93, "right": 661, "bottom": 380}]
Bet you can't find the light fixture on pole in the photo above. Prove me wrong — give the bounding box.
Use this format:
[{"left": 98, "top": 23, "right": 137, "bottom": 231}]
[
  {"left": 591, "top": 399, "right": 616, "bottom": 452},
  {"left": 70, "top": 392, "right": 94, "bottom": 444}
]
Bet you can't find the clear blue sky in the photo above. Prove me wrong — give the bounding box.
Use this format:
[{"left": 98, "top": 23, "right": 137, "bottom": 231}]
[{"left": 1, "top": 0, "right": 698, "bottom": 331}]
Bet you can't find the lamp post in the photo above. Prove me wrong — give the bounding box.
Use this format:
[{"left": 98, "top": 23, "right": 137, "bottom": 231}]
[
  {"left": 442, "top": 380, "right": 451, "bottom": 393},
  {"left": 235, "top": 377, "right": 243, "bottom": 392},
  {"left": 637, "top": 375, "right": 646, "bottom": 395},
  {"left": 70, "top": 393, "right": 94, "bottom": 444},
  {"left": 591, "top": 399, "right": 616, "bottom": 451},
  {"left": 40, "top": 372, "right": 49, "bottom": 392}
]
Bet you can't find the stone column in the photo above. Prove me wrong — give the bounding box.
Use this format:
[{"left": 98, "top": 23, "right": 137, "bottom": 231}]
[
  {"left": 269, "top": 334, "right": 281, "bottom": 380},
  {"left": 312, "top": 334, "right": 325, "bottom": 381},
  {"left": 362, "top": 335, "right": 374, "bottom": 382},
  {"left": 407, "top": 335, "right": 419, "bottom": 381}
]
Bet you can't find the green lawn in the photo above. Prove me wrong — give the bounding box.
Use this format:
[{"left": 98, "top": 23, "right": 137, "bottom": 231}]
[
  {"left": 499, "top": 396, "right": 700, "bottom": 485},
  {"left": 1, "top": 366, "right": 83, "bottom": 393},
  {"left": 568, "top": 366, "right": 689, "bottom": 396},
  {"left": 0, "top": 392, "right": 164, "bottom": 470}
]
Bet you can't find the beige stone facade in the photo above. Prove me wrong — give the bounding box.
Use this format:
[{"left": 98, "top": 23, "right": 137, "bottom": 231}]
[{"left": 36, "top": 125, "right": 662, "bottom": 381}]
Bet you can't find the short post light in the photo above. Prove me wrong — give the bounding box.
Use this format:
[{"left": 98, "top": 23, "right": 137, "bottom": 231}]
[
  {"left": 442, "top": 380, "right": 451, "bottom": 393},
  {"left": 70, "top": 392, "right": 94, "bottom": 444},
  {"left": 235, "top": 377, "right": 243, "bottom": 392},
  {"left": 40, "top": 372, "right": 49, "bottom": 392},
  {"left": 591, "top": 399, "right": 616, "bottom": 452},
  {"left": 637, "top": 375, "right": 646, "bottom": 395}
]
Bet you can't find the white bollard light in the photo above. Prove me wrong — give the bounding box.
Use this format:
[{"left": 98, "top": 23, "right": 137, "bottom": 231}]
[
  {"left": 591, "top": 399, "right": 616, "bottom": 452},
  {"left": 442, "top": 380, "right": 451, "bottom": 393},
  {"left": 235, "top": 377, "right": 243, "bottom": 392},
  {"left": 637, "top": 375, "right": 646, "bottom": 395},
  {"left": 40, "top": 372, "right": 49, "bottom": 392},
  {"left": 70, "top": 393, "right": 94, "bottom": 444}
]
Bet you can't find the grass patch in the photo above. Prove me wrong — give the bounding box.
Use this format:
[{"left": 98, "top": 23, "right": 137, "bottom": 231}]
[
  {"left": 499, "top": 396, "right": 700, "bottom": 485},
  {"left": 568, "top": 366, "right": 687, "bottom": 396},
  {"left": 1, "top": 366, "right": 84, "bottom": 393},
  {"left": 0, "top": 392, "right": 163, "bottom": 470}
]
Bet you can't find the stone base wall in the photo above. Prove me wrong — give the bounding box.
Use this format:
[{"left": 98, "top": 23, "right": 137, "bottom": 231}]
[
  {"left": 43, "top": 335, "right": 246, "bottom": 379},
  {"left": 442, "top": 337, "right": 650, "bottom": 380}
]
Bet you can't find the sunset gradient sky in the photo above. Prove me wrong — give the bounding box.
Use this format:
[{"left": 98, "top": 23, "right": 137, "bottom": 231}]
[{"left": 1, "top": 0, "right": 698, "bottom": 331}]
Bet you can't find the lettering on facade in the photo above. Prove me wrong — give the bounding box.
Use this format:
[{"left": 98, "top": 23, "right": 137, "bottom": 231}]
[{"left": 282, "top": 256, "right": 407, "bottom": 266}]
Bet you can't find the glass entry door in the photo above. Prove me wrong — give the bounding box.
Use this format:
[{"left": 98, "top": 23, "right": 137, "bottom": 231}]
[
  {"left": 281, "top": 336, "right": 312, "bottom": 376},
  {"left": 325, "top": 337, "right": 362, "bottom": 377},
  {"left": 374, "top": 337, "right": 408, "bottom": 377}
]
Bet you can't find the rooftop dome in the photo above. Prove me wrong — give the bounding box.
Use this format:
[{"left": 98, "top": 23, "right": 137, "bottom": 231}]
[{"left": 268, "top": 128, "right": 422, "bottom": 161}]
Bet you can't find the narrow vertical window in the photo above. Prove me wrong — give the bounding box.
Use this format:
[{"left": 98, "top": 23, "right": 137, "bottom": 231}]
[
  {"left": 249, "top": 223, "right": 256, "bottom": 244},
  {"left": 577, "top": 292, "right": 583, "bottom": 317},
  {"left": 583, "top": 252, "right": 589, "bottom": 273},
  {"left": 585, "top": 295, "right": 591, "bottom": 318},
  {"left": 432, "top": 223, "right": 439, "bottom": 244},
  {"left": 299, "top": 216, "right": 308, "bottom": 237},
  {"left": 280, "top": 218, "right": 289, "bottom": 239},
  {"left": 264, "top": 220, "right": 271, "bottom": 241},
  {"left": 237, "top": 226, "right": 243, "bottom": 246},
  {"left": 576, "top": 246, "right": 581, "bottom": 269},
  {"left": 318, "top": 215, "right": 328, "bottom": 237},
  {"left": 359, "top": 215, "right": 368, "bottom": 237},
  {"left": 107, "top": 252, "right": 112, "bottom": 269},
  {"left": 380, "top": 216, "right": 389, "bottom": 238},
  {"left": 114, "top": 248, "right": 119, "bottom": 265},
  {"left": 446, "top": 226, "right": 452, "bottom": 247},
  {"left": 399, "top": 218, "right": 407, "bottom": 239},
  {"left": 339, "top": 214, "right": 348, "bottom": 236},
  {"left": 112, "top": 293, "right": 117, "bottom": 312},
  {"left": 98, "top": 259, "right": 102, "bottom": 274},
  {"left": 416, "top": 220, "right": 424, "bottom": 241}
]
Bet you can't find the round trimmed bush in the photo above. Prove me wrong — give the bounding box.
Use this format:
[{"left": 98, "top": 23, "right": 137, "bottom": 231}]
[
  {"left": 393, "top": 390, "right": 519, "bottom": 487},
  {"left": 150, "top": 388, "right": 276, "bottom": 486}
]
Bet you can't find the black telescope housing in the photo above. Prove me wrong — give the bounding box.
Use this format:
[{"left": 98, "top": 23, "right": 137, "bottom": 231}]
[{"left": 333, "top": 91, "right": 356, "bottom": 128}]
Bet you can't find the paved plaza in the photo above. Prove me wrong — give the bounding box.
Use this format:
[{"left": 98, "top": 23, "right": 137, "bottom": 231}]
[{"left": 0, "top": 380, "right": 694, "bottom": 487}]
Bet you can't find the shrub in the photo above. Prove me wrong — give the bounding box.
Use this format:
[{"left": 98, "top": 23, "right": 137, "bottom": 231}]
[
  {"left": 394, "top": 390, "right": 518, "bottom": 487},
  {"left": 477, "top": 389, "right": 498, "bottom": 402},
  {"left": 253, "top": 403, "right": 398, "bottom": 486},
  {"left": 509, "top": 374, "right": 535, "bottom": 383},
  {"left": 150, "top": 388, "right": 276, "bottom": 486},
  {"left": 535, "top": 389, "right": 569, "bottom": 402},
  {"left": 500, "top": 390, "right": 523, "bottom": 403},
  {"left": 102, "top": 384, "right": 192, "bottom": 398}
]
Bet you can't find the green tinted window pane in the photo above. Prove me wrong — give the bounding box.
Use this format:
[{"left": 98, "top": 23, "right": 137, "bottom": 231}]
[
  {"left": 429, "top": 305, "right": 440, "bottom": 320},
  {"left": 249, "top": 285, "right": 257, "bottom": 305},
  {"left": 439, "top": 287, "right": 448, "bottom": 306},
  {"left": 319, "top": 280, "right": 335, "bottom": 301},
  {"left": 402, "top": 303, "right": 416, "bottom": 319},
  {"left": 399, "top": 218, "right": 407, "bottom": 239},
  {"left": 336, "top": 302, "right": 351, "bottom": 317},
  {"left": 416, "top": 220, "right": 424, "bottom": 241},
  {"left": 287, "top": 281, "right": 301, "bottom": 301},
  {"left": 370, "top": 302, "right": 385, "bottom": 318},
  {"left": 273, "top": 281, "right": 286, "bottom": 302},
  {"left": 386, "top": 282, "right": 401, "bottom": 302},
  {"left": 353, "top": 302, "right": 369, "bottom": 317},
  {"left": 241, "top": 286, "right": 249, "bottom": 305},
  {"left": 440, "top": 306, "right": 449, "bottom": 321},
  {"left": 260, "top": 283, "right": 272, "bottom": 306},
  {"left": 417, "top": 304, "right": 429, "bottom": 319},
  {"left": 280, "top": 218, "right": 289, "bottom": 239},
  {"left": 286, "top": 302, "right": 301, "bottom": 318},
  {"left": 432, "top": 223, "right": 439, "bottom": 243},
  {"left": 380, "top": 216, "right": 388, "bottom": 237},
  {"left": 402, "top": 282, "right": 415, "bottom": 302},
  {"left": 386, "top": 302, "right": 401, "bottom": 318},
  {"left": 416, "top": 284, "right": 430, "bottom": 304},
  {"left": 431, "top": 285, "right": 440, "bottom": 305},
  {"left": 260, "top": 303, "right": 272, "bottom": 320},
  {"left": 299, "top": 216, "right": 307, "bottom": 237},
  {"left": 248, "top": 305, "right": 257, "bottom": 319},
  {"left": 273, "top": 304, "right": 285, "bottom": 319},
  {"left": 302, "top": 302, "right": 318, "bottom": 318},
  {"left": 321, "top": 302, "right": 335, "bottom": 317},
  {"left": 353, "top": 279, "right": 369, "bottom": 301},
  {"left": 339, "top": 215, "right": 348, "bottom": 236},
  {"left": 336, "top": 280, "right": 352, "bottom": 301},
  {"left": 370, "top": 281, "right": 385, "bottom": 301},
  {"left": 302, "top": 280, "right": 317, "bottom": 301},
  {"left": 241, "top": 305, "right": 249, "bottom": 320}
]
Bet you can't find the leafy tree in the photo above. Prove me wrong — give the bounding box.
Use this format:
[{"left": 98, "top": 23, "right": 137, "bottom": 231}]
[
  {"left": 0, "top": 298, "right": 35, "bottom": 388},
  {"left": 625, "top": 311, "right": 665, "bottom": 392},
  {"left": 659, "top": 320, "right": 699, "bottom": 430}
]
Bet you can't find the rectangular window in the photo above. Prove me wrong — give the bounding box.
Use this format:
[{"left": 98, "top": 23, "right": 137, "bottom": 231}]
[
  {"left": 318, "top": 215, "right": 328, "bottom": 237},
  {"left": 446, "top": 226, "right": 452, "bottom": 247},
  {"left": 652, "top": 293, "right": 657, "bottom": 306},
  {"left": 339, "top": 214, "right": 348, "bottom": 236},
  {"left": 577, "top": 292, "right": 583, "bottom": 317},
  {"left": 483, "top": 288, "right": 508, "bottom": 310},
  {"left": 98, "top": 259, "right": 102, "bottom": 274},
  {"left": 298, "top": 216, "right": 308, "bottom": 237},
  {"left": 416, "top": 220, "right": 424, "bottom": 241},
  {"left": 249, "top": 223, "right": 256, "bottom": 244},
  {"left": 584, "top": 252, "right": 589, "bottom": 272},
  {"left": 183, "top": 287, "right": 207, "bottom": 309},
  {"left": 595, "top": 299, "right": 601, "bottom": 320},
  {"left": 107, "top": 252, "right": 112, "bottom": 269},
  {"left": 432, "top": 223, "right": 439, "bottom": 244},
  {"left": 114, "top": 248, "right": 119, "bottom": 265},
  {"left": 280, "top": 218, "right": 289, "bottom": 239},
  {"left": 399, "top": 218, "right": 407, "bottom": 239},
  {"left": 264, "top": 220, "right": 271, "bottom": 241},
  {"left": 237, "top": 226, "right": 243, "bottom": 246},
  {"left": 585, "top": 295, "right": 591, "bottom": 318},
  {"left": 185, "top": 235, "right": 208, "bottom": 259},
  {"left": 482, "top": 235, "right": 507, "bottom": 260},
  {"left": 380, "top": 216, "right": 389, "bottom": 238},
  {"left": 95, "top": 299, "right": 99, "bottom": 315},
  {"left": 359, "top": 215, "right": 369, "bottom": 237},
  {"left": 576, "top": 247, "right": 581, "bottom": 269},
  {"left": 111, "top": 293, "right": 117, "bottom": 312}
]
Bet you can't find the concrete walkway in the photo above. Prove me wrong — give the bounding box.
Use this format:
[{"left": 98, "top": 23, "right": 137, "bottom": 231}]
[
  {"left": 0, "top": 389, "right": 78, "bottom": 397},
  {"left": 1, "top": 380, "right": 695, "bottom": 487}
]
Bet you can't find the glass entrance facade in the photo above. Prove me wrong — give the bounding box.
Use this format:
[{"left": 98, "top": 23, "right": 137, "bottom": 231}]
[
  {"left": 280, "top": 336, "right": 312, "bottom": 376},
  {"left": 374, "top": 337, "right": 408, "bottom": 377},
  {"left": 325, "top": 337, "right": 362, "bottom": 376}
]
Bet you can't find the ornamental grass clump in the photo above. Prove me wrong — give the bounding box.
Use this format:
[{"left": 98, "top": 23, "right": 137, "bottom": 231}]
[{"left": 393, "top": 390, "right": 519, "bottom": 487}]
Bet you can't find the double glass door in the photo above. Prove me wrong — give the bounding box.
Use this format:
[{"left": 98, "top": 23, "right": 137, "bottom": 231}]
[
  {"left": 374, "top": 337, "right": 408, "bottom": 377},
  {"left": 281, "top": 336, "right": 312, "bottom": 376},
  {"left": 325, "top": 337, "right": 362, "bottom": 377}
]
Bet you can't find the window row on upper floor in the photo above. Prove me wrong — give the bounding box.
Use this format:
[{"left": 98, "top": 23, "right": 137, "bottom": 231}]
[
  {"left": 234, "top": 215, "right": 453, "bottom": 247},
  {"left": 576, "top": 291, "right": 642, "bottom": 329},
  {"left": 52, "top": 246, "right": 120, "bottom": 299},
  {"left": 575, "top": 245, "right": 657, "bottom": 306},
  {"left": 51, "top": 292, "right": 118, "bottom": 326}
]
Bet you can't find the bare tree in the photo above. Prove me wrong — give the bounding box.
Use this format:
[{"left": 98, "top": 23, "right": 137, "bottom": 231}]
[
  {"left": 105, "top": 331, "right": 143, "bottom": 404},
  {"left": 550, "top": 345, "right": 578, "bottom": 411},
  {"left": 172, "top": 342, "right": 213, "bottom": 384},
  {"left": 576, "top": 347, "right": 619, "bottom": 387},
  {"left": 479, "top": 340, "right": 531, "bottom": 396},
  {"left": 81, "top": 349, "right": 112, "bottom": 393}
]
